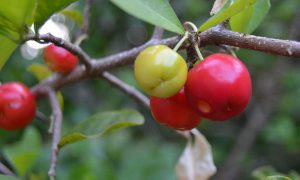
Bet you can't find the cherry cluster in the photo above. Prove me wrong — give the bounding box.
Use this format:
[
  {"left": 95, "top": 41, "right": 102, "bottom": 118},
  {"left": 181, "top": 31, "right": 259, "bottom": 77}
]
[
  {"left": 0, "top": 45, "right": 78, "bottom": 130},
  {"left": 134, "top": 45, "right": 252, "bottom": 131}
]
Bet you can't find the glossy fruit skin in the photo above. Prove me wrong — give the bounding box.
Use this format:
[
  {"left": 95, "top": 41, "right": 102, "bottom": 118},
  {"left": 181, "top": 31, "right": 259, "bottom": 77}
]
[
  {"left": 0, "top": 82, "right": 36, "bottom": 130},
  {"left": 134, "top": 45, "right": 188, "bottom": 98},
  {"left": 150, "top": 88, "right": 201, "bottom": 130},
  {"left": 185, "top": 53, "right": 252, "bottom": 121},
  {"left": 43, "top": 44, "right": 78, "bottom": 74}
]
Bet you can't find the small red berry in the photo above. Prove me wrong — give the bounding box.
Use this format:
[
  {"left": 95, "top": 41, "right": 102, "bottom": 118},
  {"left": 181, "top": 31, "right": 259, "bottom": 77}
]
[
  {"left": 43, "top": 44, "right": 78, "bottom": 74},
  {"left": 150, "top": 88, "right": 201, "bottom": 130},
  {"left": 185, "top": 53, "right": 252, "bottom": 121},
  {"left": 0, "top": 82, "right": 36, "bottom": 130}
]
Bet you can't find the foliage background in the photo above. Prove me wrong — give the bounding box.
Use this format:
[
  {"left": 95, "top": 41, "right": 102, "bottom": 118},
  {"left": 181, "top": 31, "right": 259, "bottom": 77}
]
[{"left": 0, "top": 0, "right": 299, "bottom": 179}]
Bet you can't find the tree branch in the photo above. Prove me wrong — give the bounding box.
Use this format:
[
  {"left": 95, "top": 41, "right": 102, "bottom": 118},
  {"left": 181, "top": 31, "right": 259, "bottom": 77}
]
[
  {"left": 29, "top": 25, "right": 300, "bottom": 98},
  {"left": 97, "top": 27, "right": 161, "bottom": 108},
  {"left": 24, "top": 34, "right": 93, "bottom": 70},
  {"left": 0, "top": 161, "right": 15, "bottom": 176},
  {"left": 101, "top": 72, "right": 149, "bottom": 108},
  {"left": 203, "top": 25, "right": 300, "bottom": 57},
  {"left": 47, "top": 89, "right": 63, "bottom": 179}
]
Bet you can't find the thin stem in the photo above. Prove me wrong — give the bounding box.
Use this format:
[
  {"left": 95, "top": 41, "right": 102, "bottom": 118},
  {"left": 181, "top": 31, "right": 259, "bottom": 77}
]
[
  {"left": 151, "top": 27, "right": 164, "bottom": 40},
  {"left": 220, "top": 45, "right": 238, "bottom": 57},
  {"left": 74, "top": 0, "right": 93, "bottom": 46},
  {"left": 0, "top": 161, "right": 15, "bottom": 176},
  {"left": 184, "top": 22, "right": 198, "bottom": 32},
  {"left": 101, "top": 72, "right": 149, "bottom": 108},
  {"left": 24, "top": 33, "right": 93, "bottom": 70},
  {"left": 173, "top": 32, "right": 189, "bottom": 52},
  {"left": 81, "top": 0, "right": 92, "bottom": 35},
  {"left": 184, "top": 22, "right": 204, "bottom": 61},
  {"left": 74, "top": 34, "right": 88, "bottom": 46},
  {"left": 47, "top": 89, "right": 63, "bottom": 179},
  {"left": 36, "top": 110, "right": 51, "bottom": 123},
  {"left": 194, "top": 44, "right": 204, "bottom": 61}
]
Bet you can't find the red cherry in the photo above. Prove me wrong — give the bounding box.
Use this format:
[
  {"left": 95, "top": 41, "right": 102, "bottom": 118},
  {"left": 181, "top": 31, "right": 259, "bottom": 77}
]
[
  {"left": 185, "top": 53, "right": 252, "bottom": 121},
  {"left": 150, "top": 88, "right": 201, "bottom": 130},
  {"left": 0, "top": 82, "right": 36, "bottom": 130},
  {"left": 43, "top": 44, "right": 78, "bottom": 74}
]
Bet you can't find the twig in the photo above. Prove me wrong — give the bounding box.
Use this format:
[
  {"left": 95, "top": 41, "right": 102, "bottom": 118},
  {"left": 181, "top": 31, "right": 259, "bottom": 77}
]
[
  {"left": 101, "top": 72, "right": 149, "bottom": 108},
  {"left": 0, "top": 161, "right": 15, "bottom": 176},
  {"left": 81, "top": 0, "right": 92, "bottom": 35},
  {"left": 47, "top": 89, "right": 63, "bottom": 179},
  {"left": 91, "top": 36, "right": 179, "bottom": 72},
  {"left": 203, "top": 24, "right": 300, "bottom": 57},
  {"left": 102, "top": 26, "right": 163, "bottom": 105},
  {"left": 36, "top": 110, "right": 51, "bottom": 123},
  {"left": 24, "top": 33, "right": 93, "bottom": 70},
  {"left": 74, "top": 0, "right": 93, "bottom": 46},
  {"left": 150, "top": 27, "right": 164, "bottom": 40},
  {"left": 100, "top": 26, "right": 188, "bottom": 139},
  {"left": 101, "top": 71, "right": 189, "bottom": 139}
]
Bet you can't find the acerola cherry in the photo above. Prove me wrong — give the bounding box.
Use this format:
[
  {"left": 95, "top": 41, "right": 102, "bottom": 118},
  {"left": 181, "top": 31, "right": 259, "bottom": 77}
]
[
  {"left": 185, "top": 53, "right": 252, "bottom": 120},
  {"left": 134, "top": 45, "right": 188, "bottom": 98},
  {"left": 0, "top": 82, "right": 36, "bottom": 130},
  {"left": 43, "top": 44, "right": 78, "bottom": 74},
  {"left": 150, "top": 88, "right": 201, "bottom": 130}
]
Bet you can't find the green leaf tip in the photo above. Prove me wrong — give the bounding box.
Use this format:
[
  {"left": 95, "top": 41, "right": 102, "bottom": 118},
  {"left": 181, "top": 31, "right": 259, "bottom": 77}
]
[
  {"left": 110, "top": 0, "right": 184, "bottom": 34},
  {"left": 199, "top": 0, "right": 258, "bottom": 32}
]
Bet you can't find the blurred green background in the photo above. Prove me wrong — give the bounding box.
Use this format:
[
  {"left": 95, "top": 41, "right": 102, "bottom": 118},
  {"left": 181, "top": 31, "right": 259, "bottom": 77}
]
[{"left": 0, "top": 0, "right": 300, "bottom": 179}]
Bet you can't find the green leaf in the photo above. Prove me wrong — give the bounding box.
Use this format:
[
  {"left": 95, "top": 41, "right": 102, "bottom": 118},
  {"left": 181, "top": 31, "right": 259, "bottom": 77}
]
[
  {"left": 210, "top": 0, "right": 230, "bottom": 15},
  {"left": 266, "top": 176, "right": 292, "bottom": 180},
  {"left": 56, "top": 91, "right": 64, "bottom": 111},
  {"left": 110, "top": 0, "right": 184, "bottom": 34},
  {"left": 230, "top": 0, "right": 270, "bottom": 33},
  {"left": 252, "top": 166, "right": 279, "bottom": 180},
  {"left": 59, "top": 9, "right": 83, "bottom": 27},
  {"left": 58, "top": 109, "right": 144, "bottom": 149},
  {"left": 27, "top": 63, "right": 52, "bottom": 81},
  {"left": 199, "top": 0, "right": 257, "bottom": 32},
  {"left": 34, "top": 0, "right": 78, "bottom": 31},
  {"left": 288, "top": 171, "right": 300, "bottom": 180},
  {"left": 0, "top": 35, "right": 18, "bottom": 70},
  {"left": 0, "top": 0, "right": 37, "bottom": 41},
  {"left": 0, "top": 0, "right": 36, "bottom": 69},
  {"left": 0, "top": 175, "right": 20, "bottom": 180},
  {"left": 3, "top": 127, "right": 42, "bottom": 177}
]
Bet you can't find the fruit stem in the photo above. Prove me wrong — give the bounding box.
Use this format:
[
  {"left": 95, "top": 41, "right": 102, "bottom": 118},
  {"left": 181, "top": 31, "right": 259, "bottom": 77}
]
[
  {"left": 194, "top": 44, "right": 204, "bottom": 61},
  {"left": 74, "top": 34, "right": 88, "bottom": 46},
  {"left": 173, "top": 31, "right": 189, "bottom": 52},
  {"left": 184, "top": 22, "right": 198, "bottom": 32},
  {"left": 230, "top": 49, "right": 237, "bottom": 57},
  {"left": 183, "top": 22, "right": 204, "bottom": 62}
]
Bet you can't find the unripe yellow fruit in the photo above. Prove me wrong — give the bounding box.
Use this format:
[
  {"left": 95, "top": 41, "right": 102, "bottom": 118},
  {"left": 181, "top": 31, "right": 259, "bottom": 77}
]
[{"left": 134, "top": 45, "right": 188, "bottom": 98}]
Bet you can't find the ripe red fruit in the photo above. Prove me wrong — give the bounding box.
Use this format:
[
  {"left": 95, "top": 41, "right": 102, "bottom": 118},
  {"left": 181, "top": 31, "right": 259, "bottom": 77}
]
[
  {"left": 185, "top": 53, "right": 252, "bottom": 121},
  {"left": 0, "top": 82, "right": 36, "bottom": 130},
  {"left": 43, "top": 44, "right": 78, "bottom": 74},
  {"left": 150, "top": 88, "right": 201, "bottom": 130}
]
